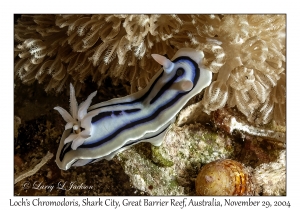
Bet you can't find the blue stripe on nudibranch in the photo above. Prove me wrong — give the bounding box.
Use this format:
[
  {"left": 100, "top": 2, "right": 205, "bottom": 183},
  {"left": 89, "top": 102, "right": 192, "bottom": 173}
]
[
  {"left": 55, "top": 48, "right": 212, "bottom": 170},
  {"left": 91, "top": 108, "right": 141, "bottom": 123}
]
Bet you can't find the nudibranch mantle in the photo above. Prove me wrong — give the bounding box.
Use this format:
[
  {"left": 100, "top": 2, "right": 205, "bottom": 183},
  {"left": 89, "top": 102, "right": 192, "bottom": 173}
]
[{"left": 55, "top": 48, "right": 212, "bottom": 170}]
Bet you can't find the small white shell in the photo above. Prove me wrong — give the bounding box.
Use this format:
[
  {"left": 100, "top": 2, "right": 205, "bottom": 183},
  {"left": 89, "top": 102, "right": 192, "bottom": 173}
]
[{"left": 195, "top": 159, "right": 250, "bottom": 196}]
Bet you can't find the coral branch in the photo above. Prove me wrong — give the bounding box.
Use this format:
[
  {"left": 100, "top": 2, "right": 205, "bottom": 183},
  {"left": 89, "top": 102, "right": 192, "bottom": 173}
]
[
  {"left": 14, "top": 151, "right": 53, "bottom": 184},
  {"left": 212, "top": 108, "right": 285, "bottom": 143}
]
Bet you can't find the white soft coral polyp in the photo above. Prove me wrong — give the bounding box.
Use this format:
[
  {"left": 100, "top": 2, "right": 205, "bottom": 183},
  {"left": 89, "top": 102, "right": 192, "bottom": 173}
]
[{"left": 54, "top": 83, "right": 98, "bottom": 150}]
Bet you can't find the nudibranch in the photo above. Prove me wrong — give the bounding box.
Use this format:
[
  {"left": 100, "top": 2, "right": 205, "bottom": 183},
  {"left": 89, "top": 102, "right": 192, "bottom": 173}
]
[{"left": 55, "top": 48, "right": 212, "bottom": 170}]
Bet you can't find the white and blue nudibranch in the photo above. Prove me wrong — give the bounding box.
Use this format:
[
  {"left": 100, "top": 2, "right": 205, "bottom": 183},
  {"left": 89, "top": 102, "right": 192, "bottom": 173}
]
[{"left": 54, "top": 48, "right": 212, "bottom": 170}]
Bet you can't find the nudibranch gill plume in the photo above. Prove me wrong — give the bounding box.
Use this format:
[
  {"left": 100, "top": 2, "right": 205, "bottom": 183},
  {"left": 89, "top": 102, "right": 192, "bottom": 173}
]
[{"left": 54, "top": 48, "right": 212, "bottom": 170}]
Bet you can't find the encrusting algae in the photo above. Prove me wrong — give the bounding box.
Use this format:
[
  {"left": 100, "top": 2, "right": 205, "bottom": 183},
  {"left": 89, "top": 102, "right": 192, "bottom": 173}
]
[{"left": 117, "top": 123, "right": 235, "bottom": 195}]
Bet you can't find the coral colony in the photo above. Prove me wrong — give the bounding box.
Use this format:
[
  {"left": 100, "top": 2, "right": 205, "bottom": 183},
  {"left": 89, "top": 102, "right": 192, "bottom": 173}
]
[{"left": 14, "top": 15, "right": 285, "bottom": 126}]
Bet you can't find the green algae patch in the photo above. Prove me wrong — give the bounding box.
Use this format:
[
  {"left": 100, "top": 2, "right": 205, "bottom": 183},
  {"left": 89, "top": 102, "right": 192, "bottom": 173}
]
[{"left": 151, "top": 145, "right": 174, "bottom": 167}]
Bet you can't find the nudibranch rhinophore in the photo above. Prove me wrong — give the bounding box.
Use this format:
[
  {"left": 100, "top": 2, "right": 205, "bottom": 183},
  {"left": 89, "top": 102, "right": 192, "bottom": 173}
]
[{"left": 54, "top": 48, "right": 212, "bottom": 170}]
